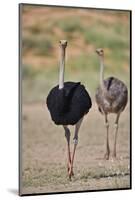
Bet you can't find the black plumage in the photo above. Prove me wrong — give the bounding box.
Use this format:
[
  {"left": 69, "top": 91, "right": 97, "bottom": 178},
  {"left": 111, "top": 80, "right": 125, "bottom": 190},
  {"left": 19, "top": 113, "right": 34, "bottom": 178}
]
[{"left": 47, "top": 81, "right": 92, "bottom": 125}]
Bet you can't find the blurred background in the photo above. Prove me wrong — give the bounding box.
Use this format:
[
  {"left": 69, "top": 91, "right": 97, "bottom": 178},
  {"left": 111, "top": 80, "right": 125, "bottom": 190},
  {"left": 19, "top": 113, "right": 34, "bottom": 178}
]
[
  {"left": 20, "top": 5, "right": 130, "bottom": 195},
  {"left": 21, "top": 5, "right": 130, "bottom": 103}
]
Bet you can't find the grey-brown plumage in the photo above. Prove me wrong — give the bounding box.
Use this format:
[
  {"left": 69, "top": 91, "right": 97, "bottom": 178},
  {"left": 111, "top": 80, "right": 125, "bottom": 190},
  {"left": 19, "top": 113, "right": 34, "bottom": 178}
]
[
  {"left": 95, "top": 48, "right": 128, "bottom": 160},
  {"left": 96, "top": 77, "right": 128, "bottom": 114}
]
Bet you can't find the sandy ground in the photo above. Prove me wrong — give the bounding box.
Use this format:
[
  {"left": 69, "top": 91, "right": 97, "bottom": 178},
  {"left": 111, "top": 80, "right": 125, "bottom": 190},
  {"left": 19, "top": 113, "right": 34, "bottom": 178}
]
[{"left": 20, "top": 102, "right": 130, "bottom": 195}]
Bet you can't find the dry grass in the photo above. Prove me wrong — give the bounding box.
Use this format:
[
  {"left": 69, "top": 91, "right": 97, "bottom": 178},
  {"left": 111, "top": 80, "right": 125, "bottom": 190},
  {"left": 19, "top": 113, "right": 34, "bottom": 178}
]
[{"left": 20, "top": 102, "right": 130, "bottom": 195}]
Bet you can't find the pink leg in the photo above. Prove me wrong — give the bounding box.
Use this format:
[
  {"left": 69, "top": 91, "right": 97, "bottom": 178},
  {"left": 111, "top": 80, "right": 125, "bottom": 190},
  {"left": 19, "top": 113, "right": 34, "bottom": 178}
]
[
  {"left": 69, "top": 118, "right": 83, "bottom": 179},
  {"left": 112, "top": 112, "right": 121, "bottom": 158},
  {"left": 104, "top": 114, "right": 110, "bottom": 160},
  {"left": 63, "top": 126, "right": 72, "bottom": 176}
]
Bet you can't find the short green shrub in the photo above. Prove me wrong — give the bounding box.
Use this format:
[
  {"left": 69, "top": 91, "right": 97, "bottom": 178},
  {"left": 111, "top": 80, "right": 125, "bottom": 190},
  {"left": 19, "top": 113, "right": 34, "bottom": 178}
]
[
  {"left": 22, "top": 36, "right": 53, "bottom": 56},
  {"left": 35, "top": 38, "right": 53, "bottom": 56},
  {"left": 22, "top": 36, "right": 36, "bottom": 52},
  {"left": 56, "top": 17, "right": 83, "bottom": 33}
]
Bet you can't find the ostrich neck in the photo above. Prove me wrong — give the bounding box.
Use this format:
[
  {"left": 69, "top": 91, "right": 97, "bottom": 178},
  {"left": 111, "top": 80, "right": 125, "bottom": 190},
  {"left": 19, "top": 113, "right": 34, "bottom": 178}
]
[
  {"left": 59, "top": 47, "right": 65, "bottom": 89},
  {"left": 99, "top": 56, "right": 105, "bottom": 91}
]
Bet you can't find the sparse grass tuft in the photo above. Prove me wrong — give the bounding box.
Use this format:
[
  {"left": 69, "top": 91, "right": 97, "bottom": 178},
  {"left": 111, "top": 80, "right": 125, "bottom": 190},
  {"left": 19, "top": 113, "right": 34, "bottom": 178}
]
[
  {"left": 22, "top": 163, "right": 130, "bottom": 191},
  {"left": 80, "top": 166, "right": 130, "bottom": 180}
]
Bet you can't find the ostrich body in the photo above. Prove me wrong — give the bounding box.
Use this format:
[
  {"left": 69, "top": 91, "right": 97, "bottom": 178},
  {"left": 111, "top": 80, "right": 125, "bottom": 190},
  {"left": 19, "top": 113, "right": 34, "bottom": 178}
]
[
  {"left": 46, "top": 40, "right": 92, "bottom": 179},
  {"left": 95, "top": 48, "right": 128, "bottom": 160},
  {"left": 47, "top": 82, "right": 91, "bottom": 125}
]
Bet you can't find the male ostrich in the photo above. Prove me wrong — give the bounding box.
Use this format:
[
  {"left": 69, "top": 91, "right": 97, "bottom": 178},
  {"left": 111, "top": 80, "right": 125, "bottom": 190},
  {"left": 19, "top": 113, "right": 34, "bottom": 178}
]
[
  {"left": 46, "top": 40, "right": 92, "bottom": 179},
  {"left": 95, "top": 48, "right": 128, "bottom": 160}
]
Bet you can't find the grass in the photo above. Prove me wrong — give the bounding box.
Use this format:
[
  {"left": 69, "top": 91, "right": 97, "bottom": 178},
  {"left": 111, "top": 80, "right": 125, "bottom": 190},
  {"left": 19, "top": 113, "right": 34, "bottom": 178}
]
[
  {"left": 22, "top": 50, "right": 129, "bottom": 103},
  {"left": 21, "top": 6, "right": 130, "bottom": 102},
  {"left": 22, "top": 64, "right": 58, "bottom": 102},
  {"left": 21, "top": 93, "right": 130, "bottom": 194},
  {"left": 80, "top": 166, "right": 130, "bottom": 180},
  {"left": 22, "top": 163, "right": 130, "bottom": 188}
]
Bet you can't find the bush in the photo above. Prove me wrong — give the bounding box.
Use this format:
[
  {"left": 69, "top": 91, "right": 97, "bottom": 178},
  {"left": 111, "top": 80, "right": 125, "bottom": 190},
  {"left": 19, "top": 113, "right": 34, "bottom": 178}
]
[
  {"left": 28, "top": 24, "right": 42, "bottom": 34},
  {"left": 35, "top": 38, "right": 53, "bottom": 56},
  {"left": 22, "top": 36, "right": 53, "bottom": 56},
  {"left": 57, "top": 18, "right": 83, "bottom": 33}
]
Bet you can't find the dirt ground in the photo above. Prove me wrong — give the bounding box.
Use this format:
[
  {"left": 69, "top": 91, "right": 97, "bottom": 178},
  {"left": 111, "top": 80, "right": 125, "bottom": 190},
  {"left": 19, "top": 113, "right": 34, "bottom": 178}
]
[{"left": 20, "top": 102, "right": 130, "bottom": 195}]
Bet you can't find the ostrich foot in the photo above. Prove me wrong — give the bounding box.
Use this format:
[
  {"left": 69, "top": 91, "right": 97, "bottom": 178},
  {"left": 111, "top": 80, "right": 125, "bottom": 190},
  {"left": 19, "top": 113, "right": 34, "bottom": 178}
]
[
  {"left": 104, "top": 152, "right": 110, "bottom": 160},
  {"left": 68, "top": 171, "right": 74, "bottom": 180},
  {"left": 112, "top": 151, "right": 116, "bottom": 158},
  {"left": 111, "top": 152, "right": 118, "bottom": 161},
  {"left": 68, "top": 166, "right": 74, "bottom": 180},
  {"left": 67, "top": 163, "right": 74, "bottom": 174}
]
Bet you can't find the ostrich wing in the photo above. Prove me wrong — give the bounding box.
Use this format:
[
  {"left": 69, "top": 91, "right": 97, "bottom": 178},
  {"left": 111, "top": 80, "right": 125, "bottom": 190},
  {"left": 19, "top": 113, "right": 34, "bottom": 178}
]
[
  {"left": 64, "top": 82, "right": 80, "bottom": 98},
  {"left": 60, "top": 82, "right": 81, "bottom": 112},
  {"left": 104, "top": 77, "right": 127, "bottom": 103}
]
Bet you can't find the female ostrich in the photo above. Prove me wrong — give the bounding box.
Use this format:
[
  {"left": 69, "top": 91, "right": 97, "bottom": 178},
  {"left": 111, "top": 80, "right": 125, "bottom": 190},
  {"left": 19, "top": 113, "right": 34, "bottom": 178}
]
[
  {"left": 46, "top": 40, "right": 92, "bottom": 179},
  {"left": 95, "top": 48, "right": 128, "bottom": 160}
]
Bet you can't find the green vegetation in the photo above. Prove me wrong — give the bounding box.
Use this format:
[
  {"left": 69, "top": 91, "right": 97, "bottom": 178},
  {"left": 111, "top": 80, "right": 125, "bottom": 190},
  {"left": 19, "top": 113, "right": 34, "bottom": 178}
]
[
  {"left": 56, "top": 17, "right": 83, "bottom": 33},
  {"left": 21, "top": 6, "right": 130, "bottom": 103},
  {"left": 22, "top": 64, "right": 37, "bottom": 79},
  {"left": 22, "top": 36, "right": 53, "bottom": 56},
  {"left": 84, "top": 26, "right": 129, "bottom": 50}
]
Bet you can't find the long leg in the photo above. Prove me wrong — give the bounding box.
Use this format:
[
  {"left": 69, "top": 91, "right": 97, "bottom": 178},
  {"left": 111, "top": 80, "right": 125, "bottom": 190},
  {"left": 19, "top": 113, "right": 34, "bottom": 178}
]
[
  {"left": 63, "top": 126, "right": 71, "bottom": 174},
  {"left": 69, "top": 117, "right": 83, "bottom": 179},
  {"left": 112, "top": 112, "right": 121, "bottom": 158},
  {"left": 104, "top": 114, "right": 110, "bottom": 160}
]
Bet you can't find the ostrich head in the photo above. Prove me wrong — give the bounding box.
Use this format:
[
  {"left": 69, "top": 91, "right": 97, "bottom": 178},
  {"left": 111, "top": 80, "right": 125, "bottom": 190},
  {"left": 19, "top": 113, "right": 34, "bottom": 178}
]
[
  {"left": 59, "top": 40, "right": 67, "bottom": 49},
  {"left": 96, "top": 48, "right": 104, "bottom": 57}
]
